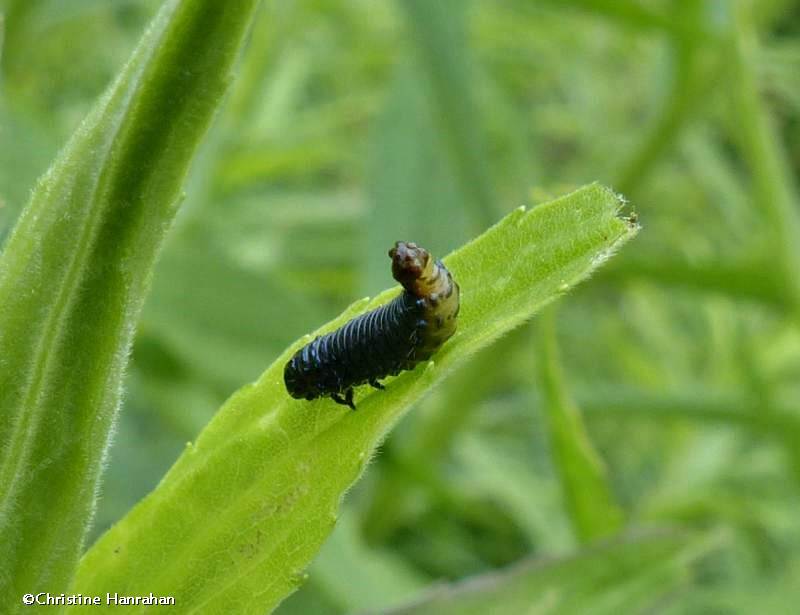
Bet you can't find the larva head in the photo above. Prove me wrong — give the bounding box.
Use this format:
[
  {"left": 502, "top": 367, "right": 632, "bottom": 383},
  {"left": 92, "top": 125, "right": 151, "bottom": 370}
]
[
  {"left": 284, "top": 354, "right": 319, "bottom": 401},
  {"left": 389, "top": 241, "right": 433, "bottom": 295}
]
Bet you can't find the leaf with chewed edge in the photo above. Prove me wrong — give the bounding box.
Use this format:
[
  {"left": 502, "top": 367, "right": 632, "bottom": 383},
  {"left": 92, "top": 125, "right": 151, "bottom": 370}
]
[{"left": 70, "top": 183, "right": 638, "bottom": 613}]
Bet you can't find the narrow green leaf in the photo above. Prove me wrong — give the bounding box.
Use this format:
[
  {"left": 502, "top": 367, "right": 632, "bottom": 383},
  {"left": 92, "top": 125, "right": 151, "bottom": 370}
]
[
  {"left": 383, "top": 530, "right": 717, "bottom": 615},
  {"left": 365, "top": 62, "right": 469, "bottom": 295},
  {"left": 536, "top": 307, "right": 625, "bottom": 542},
  {"left": 397, "top": 0, "right": 495, "bottom": 232},
  {"left": 0, "top": 0, "right": 259, "bottom": 605},
  {"left": 71, "top": 184, "right": 637, "bottom": 613}
]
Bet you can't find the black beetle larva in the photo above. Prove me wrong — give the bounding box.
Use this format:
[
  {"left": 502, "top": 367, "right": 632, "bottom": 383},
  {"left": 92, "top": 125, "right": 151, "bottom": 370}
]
[{"left": 283, "top": 241, "right": 460, "bottom": 410}]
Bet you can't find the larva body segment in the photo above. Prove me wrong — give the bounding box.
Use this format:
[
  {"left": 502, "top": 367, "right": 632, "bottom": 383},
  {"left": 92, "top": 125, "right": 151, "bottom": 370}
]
[{"left": 284, "top": 242, "right": 460, "bottom": 409}]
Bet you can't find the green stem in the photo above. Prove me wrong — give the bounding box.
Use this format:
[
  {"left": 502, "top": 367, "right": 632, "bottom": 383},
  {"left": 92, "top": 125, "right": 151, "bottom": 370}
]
[
  {"left": 579, "top": 388, "right": 800, "bottom": 485},
  {"left": 550, "top": 0, "right": 711, "bottom": 39},
  {"left": 535, "top": 307, "right": 624, "bottom": 542},
  {"left": 729, "top": 5, "right": 800, "bottom": 313},
  {"left": 613, "top": 0, "right": 719, "bottom": 196},
  {"left": 599, "top": 257, "right": 788, "bottom": 310}
]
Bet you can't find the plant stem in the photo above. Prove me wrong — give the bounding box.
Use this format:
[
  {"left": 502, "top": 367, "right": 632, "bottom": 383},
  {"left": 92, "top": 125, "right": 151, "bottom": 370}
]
[
  {"left": 535, "top": 306, "right": 624, "bottom": 542},
  {"left": 729, "top": 5, "right": 800, "bottom": 314}
]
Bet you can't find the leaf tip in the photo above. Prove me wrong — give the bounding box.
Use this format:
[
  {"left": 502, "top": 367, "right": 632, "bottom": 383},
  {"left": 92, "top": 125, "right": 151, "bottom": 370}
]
[
  {"left": 289, "top": 570, "right": 310, "bottom": 589},
  {"left": 622, "top": 209, "right": 640, "bottom": 233},
  {"left": 606, "top": 186, "right": 640, "bottom": 231}
]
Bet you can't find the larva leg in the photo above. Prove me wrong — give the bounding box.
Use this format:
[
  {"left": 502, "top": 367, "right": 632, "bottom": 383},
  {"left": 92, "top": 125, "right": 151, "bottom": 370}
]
[
  {"left": 369, "top": 379, "right": 385, "bottom": 390},
  {"left": 344, "top": 388, "right": 356, "bottom": 411},
  {"left": 331, "top": 393, "right": 350, "bottom": 408}
]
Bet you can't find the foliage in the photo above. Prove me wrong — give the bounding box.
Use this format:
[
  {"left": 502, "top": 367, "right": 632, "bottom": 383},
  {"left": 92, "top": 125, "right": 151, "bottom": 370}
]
[
  {"left": 70, "top": 185, "right": 636, "bottom": 612},
  {"left": 0, "top": 0, "right": 259, "bottom": 608}
]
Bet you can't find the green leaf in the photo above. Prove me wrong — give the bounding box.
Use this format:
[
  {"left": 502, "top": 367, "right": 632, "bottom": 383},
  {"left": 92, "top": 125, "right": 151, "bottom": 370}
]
[
  {"left": 383, "top": 529, "right": 717, "bottom": 615},
  {"left": 70, "top": 183, "right": 637, "bottom": 613},
  {"left": 397, "top": 0, "right": 495, "bottom": 232},
  {"left": 365, "top": 62, "right": 469, "bottom": 295},
  {"left": 0, "top": 0, "right": 259, "bottom": 605},
  {"left": 536, "top": 306, "right": 625, "bottom": 542}
]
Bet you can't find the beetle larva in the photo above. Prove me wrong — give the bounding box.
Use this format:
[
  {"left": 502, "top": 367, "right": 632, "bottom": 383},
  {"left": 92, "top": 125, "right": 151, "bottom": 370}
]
[{"left": 283, "top": 241, "right": 460, "bottom": 409}]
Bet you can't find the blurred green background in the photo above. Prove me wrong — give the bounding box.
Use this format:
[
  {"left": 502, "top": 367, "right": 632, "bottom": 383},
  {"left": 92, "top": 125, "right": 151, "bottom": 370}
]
[{"left": 2, "top": 0, "right": 800, "bottom": 612}]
